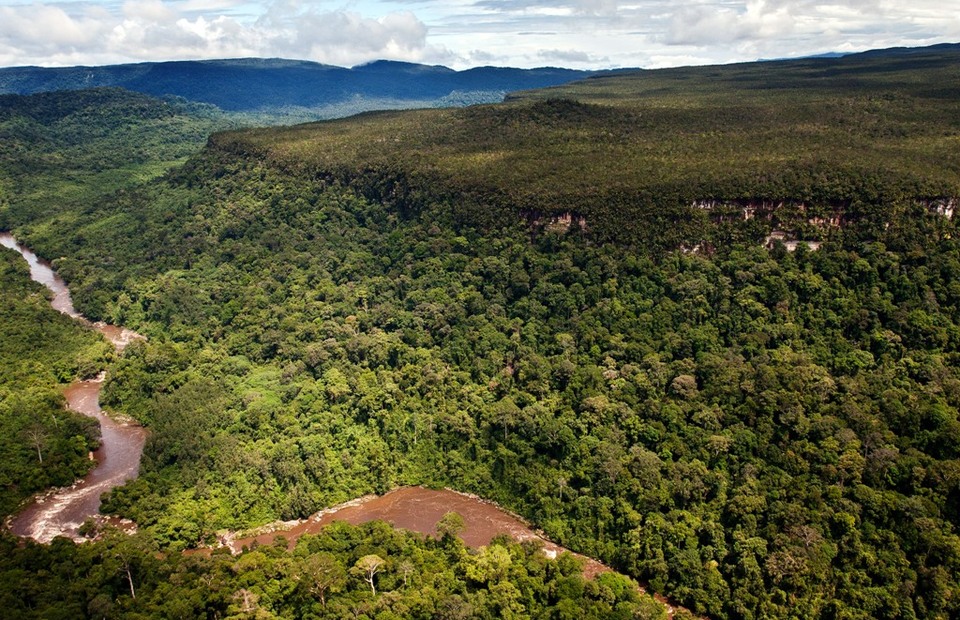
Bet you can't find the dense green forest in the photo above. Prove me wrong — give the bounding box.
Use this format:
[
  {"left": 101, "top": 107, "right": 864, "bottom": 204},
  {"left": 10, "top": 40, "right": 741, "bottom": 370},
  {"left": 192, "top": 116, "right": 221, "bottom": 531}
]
[
  {"left": 18, "top": 154, "right": 957, "bottom": 619},
  {"left": 3, "top": 45, "right": 960, "bottom": 619},
  {"left": 0, "top": 88, "right": 236, "bottom": 228},
  {"left": 213, "top": 46, "right": 960, "bottom": 247}
]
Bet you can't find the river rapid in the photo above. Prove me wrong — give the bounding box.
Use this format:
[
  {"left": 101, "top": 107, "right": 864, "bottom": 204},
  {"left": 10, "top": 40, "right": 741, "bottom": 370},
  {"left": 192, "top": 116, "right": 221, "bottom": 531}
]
[{"left": 1, "top": 232, "right": 146, "bottom": 543}]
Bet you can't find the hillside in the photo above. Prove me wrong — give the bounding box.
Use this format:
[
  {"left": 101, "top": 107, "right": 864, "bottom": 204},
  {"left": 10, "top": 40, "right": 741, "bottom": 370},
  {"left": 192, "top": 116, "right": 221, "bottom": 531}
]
[
  {"left": 2, "top": 44, "right": 960, "bottom": 619},
  {"left": 0, "top": 59, "right": 599, "bottom": 119},
  {"left": 210, "top": 44, "right": 960, "bottom": 248},
  {"left": 0, "top": 87, "right": 237, "bottom": 231}
]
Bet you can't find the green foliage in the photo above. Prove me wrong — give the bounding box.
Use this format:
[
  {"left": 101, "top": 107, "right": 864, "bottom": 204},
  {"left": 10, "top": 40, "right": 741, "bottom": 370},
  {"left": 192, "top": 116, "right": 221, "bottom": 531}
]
[
  {"left": 436, "top": 512, "right": 466, "bottom": 541},
  {"left": 14, "top": 154, "right": 956, "bottom": 617},
  {"left": 0, "top": 87, "right": 237, "bottom": 235},
  {"left": 209, "top": 46, "right": 960, "bottom": 247}
]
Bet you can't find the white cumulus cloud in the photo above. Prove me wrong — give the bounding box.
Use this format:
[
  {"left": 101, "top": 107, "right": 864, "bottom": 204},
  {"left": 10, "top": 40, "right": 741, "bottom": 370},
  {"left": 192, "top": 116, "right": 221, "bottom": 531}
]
[
  {"left": 0, "top": 0, "right": 440, "bottom": 67},
  {"left": 0, "top": 0, "right": 958, "bottom": 68}
]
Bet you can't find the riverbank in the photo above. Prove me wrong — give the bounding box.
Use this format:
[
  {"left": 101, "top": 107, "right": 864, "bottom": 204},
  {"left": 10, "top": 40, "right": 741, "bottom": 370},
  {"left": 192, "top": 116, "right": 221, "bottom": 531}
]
[{"left": 228, "top": 486, "right": 613, "bottom": 575}]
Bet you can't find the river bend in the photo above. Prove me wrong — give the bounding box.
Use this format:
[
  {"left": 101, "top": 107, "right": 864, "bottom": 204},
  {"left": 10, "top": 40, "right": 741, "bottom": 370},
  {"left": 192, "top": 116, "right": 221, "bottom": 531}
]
[{"left": 1, "top": 232, "right": 146, "bottom": 542}]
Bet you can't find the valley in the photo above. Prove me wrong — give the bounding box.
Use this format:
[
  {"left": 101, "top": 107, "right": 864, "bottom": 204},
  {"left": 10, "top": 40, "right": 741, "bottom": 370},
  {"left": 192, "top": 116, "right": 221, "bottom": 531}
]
[
  {"left": 2, "top": 44, "right": 960, "bottom": 619},
  {"left": 0, "top": 59, "right": 602, "bottom": 124}
]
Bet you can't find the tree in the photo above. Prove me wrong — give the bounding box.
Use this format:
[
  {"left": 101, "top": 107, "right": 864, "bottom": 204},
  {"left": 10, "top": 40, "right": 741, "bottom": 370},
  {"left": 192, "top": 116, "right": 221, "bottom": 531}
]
[
  {"left": 100, "top": 530, "right": 153, "bottom": 601},
  {"left": 465, "top": 544, "right": 512, "bottom": 584},
  {"left": 397, "top": 559, "right": 415, "bottom": 588},
  {"left": 436, "top": 511, "right": 466, "bottom": 541},
  {"left": 24, "top": 424, "right": 48, "bottom": 464},
  {"left": 301, "top": 552, "right": 346, "bottom": 607},
  {"left": 352, "top": 554, "right": 386, "bottom": 597},
  {"left": 489, "top": 397, "right": 522, "bottom": 441},
  {"left": 323, "top": 367, "right": 351, "bottom": 402}
]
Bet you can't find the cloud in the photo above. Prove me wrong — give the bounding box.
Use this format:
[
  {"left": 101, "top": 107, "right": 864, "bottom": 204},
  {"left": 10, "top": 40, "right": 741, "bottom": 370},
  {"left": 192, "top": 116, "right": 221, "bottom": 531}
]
[
  {"left": 573, "top": 0, "right": 619, "bottom": 16},
  {"left": 662, "top": 0, "right": 960, "bottom": 52},
  {"left": 263, "top": 9, "right": 429, "bottom": 65},
  {"left": 0, "top": 4, "right": 111, "bottom": 50},
  {"left": 123, "top": 0, "right": 177, "bottom": 21},
  {"left": 664, "top": 1, "right": 795, "bottom": 46},
  {"left": 175, "top": 0, "right": 247, "bottom": 12},
  {"left": 0, "top": 0, "right": 438, "bottom": 67},
  {"left": 473, "top": 0, "right": 619, "bottom": 15},
  {"left": 467, "top": 49, "right": 501, "bottom": 63},
  {"left": 0, "top": 0, "right": 959, "bottom": 69},
  {"left": 537, "top": 48, "right": 607, "bottom": 65}
]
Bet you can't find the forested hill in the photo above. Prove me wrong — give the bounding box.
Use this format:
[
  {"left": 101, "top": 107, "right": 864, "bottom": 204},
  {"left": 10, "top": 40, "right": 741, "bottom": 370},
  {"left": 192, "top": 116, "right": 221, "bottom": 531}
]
[
  {"left": 0, "top": 87, "right": 237, "bottom": 232},
  {"left": 0, "top": 59, "right": 599, "bottom": 118},
  {"left": 211, "top": 43, "right": 960, "bottom": 249}
]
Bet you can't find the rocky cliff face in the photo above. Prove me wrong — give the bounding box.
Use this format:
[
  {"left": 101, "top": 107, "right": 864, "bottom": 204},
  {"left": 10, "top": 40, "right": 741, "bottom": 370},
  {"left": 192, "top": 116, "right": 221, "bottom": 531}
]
[
  {"left": 691, "top": 199, "right": 847, "bottom": 227},
  {"left": 918, "top": 198, "right": 957, "bottom": 219},
  {"left": 521, "top": 197, "right": 957, "bottom": 247},
  {"left": 522, "top": 210, "right": 589, "bottom": 233},
  {"left": 692, "top": 197, "right": 957, "bottom": 225}
]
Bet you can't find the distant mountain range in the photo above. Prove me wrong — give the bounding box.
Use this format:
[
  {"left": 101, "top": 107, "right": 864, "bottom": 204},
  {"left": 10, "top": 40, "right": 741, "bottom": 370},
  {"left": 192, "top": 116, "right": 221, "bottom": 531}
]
[
  {"left": 0, "top": 58, "right": 605, "bottom": 115},
  {"left": 4, "top": 44, "right": 955, "bottom": 119}
]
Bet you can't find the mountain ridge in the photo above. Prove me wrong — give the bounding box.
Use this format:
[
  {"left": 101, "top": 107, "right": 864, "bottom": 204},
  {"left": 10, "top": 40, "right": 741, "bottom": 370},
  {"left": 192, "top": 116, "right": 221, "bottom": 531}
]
[{"left": 0, "top": 58, "right": 604, "bottom": 114}]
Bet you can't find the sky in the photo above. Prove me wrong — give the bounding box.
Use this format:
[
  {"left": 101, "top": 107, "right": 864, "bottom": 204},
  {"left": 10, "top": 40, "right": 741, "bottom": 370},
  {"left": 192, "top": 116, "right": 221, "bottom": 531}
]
[{"left": 0, "top": 0, "right": 958, "bottom": 70}]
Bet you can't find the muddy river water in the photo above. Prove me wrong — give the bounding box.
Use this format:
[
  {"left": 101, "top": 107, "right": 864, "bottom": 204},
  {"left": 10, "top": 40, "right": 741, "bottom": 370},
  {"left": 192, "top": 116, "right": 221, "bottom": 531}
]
[
  {"left": 1, "top": 232, "right": 146, "bottom": 542},
  {"left": 228, "top": 486, "right": 677, "bottom": 612},
  {"left": 230, "top": 486, "right": 610, "bottom": 577}
]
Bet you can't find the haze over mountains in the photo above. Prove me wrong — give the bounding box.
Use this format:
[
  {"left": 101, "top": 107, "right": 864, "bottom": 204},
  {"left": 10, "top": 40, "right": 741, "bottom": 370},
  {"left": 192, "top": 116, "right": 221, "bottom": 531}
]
[{"left": 0, "top": 58, "right": 603, "bottom": 117}]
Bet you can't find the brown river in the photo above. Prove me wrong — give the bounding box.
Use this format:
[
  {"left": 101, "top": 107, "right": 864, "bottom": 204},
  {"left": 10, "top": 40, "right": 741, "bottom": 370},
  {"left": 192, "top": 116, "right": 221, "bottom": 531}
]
[
  {"left": 229, "top": 486, "right": 609, "bottom": 576},
  {"left": 225, "top": 487, "right": 677, "bottom": 613},
  {"left": 1, "top": 232, "right": 146, "bottom": 543}
]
